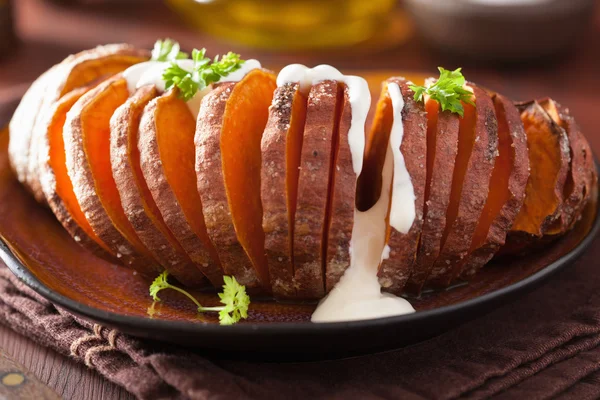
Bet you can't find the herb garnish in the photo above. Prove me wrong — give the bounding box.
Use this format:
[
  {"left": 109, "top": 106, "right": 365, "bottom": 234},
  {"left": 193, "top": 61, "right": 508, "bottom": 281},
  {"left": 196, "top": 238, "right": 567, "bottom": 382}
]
[
  {"left": 149, "top": 272, "right": 250, "bottom": 325},
  {"left": 410, "top": 67, "right": 475, "bottom": 117},
  {"left": 151, "top": 39, "right": 188, "bottom": 62},
  {"left": 163, "top": 48, "right": 245, "bottom": 101}
]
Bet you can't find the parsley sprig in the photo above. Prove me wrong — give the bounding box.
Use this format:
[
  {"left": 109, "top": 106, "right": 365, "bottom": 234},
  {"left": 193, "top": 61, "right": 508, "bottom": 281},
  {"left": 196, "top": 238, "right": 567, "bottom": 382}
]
[
  {"left": 409, "top": 67, "right": 475, "bottom": 117},
  {"left": 151, "top": 38, "right": 188, "bottom": 62},
  {"left": 149, "top": 272, "right": 250, "bottom": 325},
  {"left": 163, "top": 48, "right": 245, "bottom": 101}
]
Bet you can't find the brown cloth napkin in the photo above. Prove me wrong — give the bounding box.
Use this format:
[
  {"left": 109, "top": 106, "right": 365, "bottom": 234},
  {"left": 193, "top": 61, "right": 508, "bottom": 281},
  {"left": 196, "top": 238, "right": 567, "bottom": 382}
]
[{"left": 1, "top": 236, "right": 600, "bottom": 400}]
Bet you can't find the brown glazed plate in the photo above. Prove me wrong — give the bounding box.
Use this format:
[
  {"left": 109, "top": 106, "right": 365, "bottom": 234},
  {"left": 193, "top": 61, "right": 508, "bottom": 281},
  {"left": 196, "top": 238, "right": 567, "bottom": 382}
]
[{"left": 0, "top": 76, "right": 599, "bottom": 361}]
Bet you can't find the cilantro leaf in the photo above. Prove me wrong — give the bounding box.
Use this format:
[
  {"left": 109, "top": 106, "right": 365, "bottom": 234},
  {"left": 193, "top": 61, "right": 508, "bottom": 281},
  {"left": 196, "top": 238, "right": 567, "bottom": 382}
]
[
  {"left": 162, "top": 48, "right": 246, "bottom": 101},
  {"left": 148, "top": 272, "right": 250, "bottom": 325},
  {"left": 151, "top": 39, "right": 188, "bottom": 62},
  {"left": 409, "top": 67, "right": 475, "bottom": 117}
]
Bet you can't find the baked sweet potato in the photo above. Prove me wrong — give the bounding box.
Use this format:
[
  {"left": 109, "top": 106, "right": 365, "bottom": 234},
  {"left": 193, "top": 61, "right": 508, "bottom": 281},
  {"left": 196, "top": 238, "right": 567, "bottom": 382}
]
[
  {"left": 112, "top": 86, "right": 208, "bottom": 286},
  {"left": 196, "top": 69, "right": 276, "bottom": 293},
  {"left": 459, "top": 93, "right": 529, "bottom": 278},
  {"left": 64, "top": 76, "right": 159, "bottom": 275},
  {"left": 138, "top": 88, "right": 220, "bottom": 286},
  {"left": 375, "top": 78, "right": 427, "bottom": 294},
  {"left": 406, "top": 92, "right": 460, "bottom": 294},
  {"left": 261, "top": 82, "right": 308, "bottom": 298},
  {"left": 25, "top": 44, "right": 148, "bottom": 203},
  {"left": 509, "top": 101, "right": 570, "bottom": 240},
  {"left": 38, "top": 85, "right": 116, "bottom": 261},
  {"left": 539, "top": 98, "right": 596, "bottom": 231},
  {"left": 291, "top": 80, "right": 343, "bottom": 299},
  {"left": 324, "top": 82, "right": 355, "bottom": 293},
  {"left": 427, "top": 84, "right": 498, "bottom": 288}
]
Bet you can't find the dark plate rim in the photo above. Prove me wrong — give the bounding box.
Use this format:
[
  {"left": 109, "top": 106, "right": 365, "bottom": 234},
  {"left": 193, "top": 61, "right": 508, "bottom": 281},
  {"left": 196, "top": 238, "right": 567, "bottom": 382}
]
[{"left": 2, "top": 181, "right": 599, "bottom": 336}]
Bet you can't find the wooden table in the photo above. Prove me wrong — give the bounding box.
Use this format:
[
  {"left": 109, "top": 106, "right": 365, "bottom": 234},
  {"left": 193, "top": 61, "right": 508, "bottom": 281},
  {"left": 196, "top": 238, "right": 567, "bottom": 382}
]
[{"left": 1, "top": 0, "right": 599, "bottom": 398}]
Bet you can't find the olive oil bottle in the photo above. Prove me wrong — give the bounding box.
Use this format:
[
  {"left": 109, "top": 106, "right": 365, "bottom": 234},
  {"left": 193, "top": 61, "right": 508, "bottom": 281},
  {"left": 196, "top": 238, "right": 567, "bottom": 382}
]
[{"left": 167, "top": 0, "right": 396, "bottom": 50}]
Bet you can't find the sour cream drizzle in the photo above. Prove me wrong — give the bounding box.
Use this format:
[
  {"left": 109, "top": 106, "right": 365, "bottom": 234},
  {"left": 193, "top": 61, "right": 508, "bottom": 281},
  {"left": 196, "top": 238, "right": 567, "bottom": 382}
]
[
  {"left": 122, "top": 59, "right": 261, "bottom": 118},
  {"left": 387, "top": 82, "right": 416, "bottom": 234},
  {"left": 277, "top": 64, "right": 415, "bottom": 322},
  {"left": 277, "top": 64, "right": 370, "bottom": 175}
]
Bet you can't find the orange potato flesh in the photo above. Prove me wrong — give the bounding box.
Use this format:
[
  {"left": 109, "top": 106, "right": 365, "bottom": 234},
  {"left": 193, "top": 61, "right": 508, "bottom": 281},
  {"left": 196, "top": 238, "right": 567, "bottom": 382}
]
[
  {"left": 460, "top": 94, "right": 529, "bottom": 278},
  {"left": 221, "top": 70, "right": 277, "bottom": 290},
  {"left": 324, "top": 83, "right": 354, "bottom": 292},
  {"left": 356, "top": 85, "right": 392, "bottom": 213},
  {"left": 512, "top": 102, "right": 569, "bottom": 236},
  {"left": 26, "top": 46, "right": 148, "bottom": 204},
  {"left": 286, "top": 89, "right": 308, "bottom": 273},
  {"left": 442, "top": 102, "right": 477, "bottom": 248},
  {"left": 47, "top": 88, "right": 114, "bottom": 257},
  {"left": 151, "top": 90, "right": 221, "bottom": 285},
  {"left": 470, "top": 101, "right": 511, "bottom": 250},
  {"left": 112, "top": 87, "right": 209, "bottom": 286},
  {"left": 66, "top": 77, "right": 158, "bottom": 273},
  {"left": 407, "top": 99, "right": 459, "bottom": 294},
  {"left": 428, "top": 85, "right": 498, "bottom": 287}
]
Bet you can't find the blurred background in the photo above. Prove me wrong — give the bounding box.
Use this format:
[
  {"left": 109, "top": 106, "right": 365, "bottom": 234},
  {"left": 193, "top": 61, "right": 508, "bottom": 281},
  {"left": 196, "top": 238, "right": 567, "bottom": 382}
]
[{"left": 0, "top": 0, "right": 598, "bottom": 148}]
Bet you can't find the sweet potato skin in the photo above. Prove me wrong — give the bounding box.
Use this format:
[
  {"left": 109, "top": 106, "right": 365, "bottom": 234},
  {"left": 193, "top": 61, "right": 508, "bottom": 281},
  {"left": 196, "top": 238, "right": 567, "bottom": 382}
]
[
  {"left": 428, "top": 84, "right": 498, "bottom": 287},
  {"left": 460, "top": 93, "right": 529, "bottom": 278},
  {"left": 26, "top": 44, "right": 148, "bottom": 203},
  {"left": 324, "top": 83, "right": 354, "bottom": 292},
  {"left": 112, "top": 86, "right": 208, "bottom": 286},
  {"left": 139, "top": 88, "right": 219, "bottom": 286},
  {"left": 377, "top": 78, "right": 427, "bottom": 294},
  {"left": 38, "top": 85, "right": 115, "bottom": 261},
  {"left": 261, "top": 83, "right": 306, "bottom": 298},
  {"left": 511, "top": 101, "right": 570, "bottom": 238},
  {"left": 406, "top": 99, "right": 460, "bottom": 294},
  {"left": 539, "top": 99, "right": 596, "bottom": 231},
  {"left": 293, "top": 80, "right": 342, "bottom": 299},
  {"left": 64, "top": 76, "right": 158, "bottom": 274},
  {"left": 196, "top": 71, "right": 277, "bottom": 292}
]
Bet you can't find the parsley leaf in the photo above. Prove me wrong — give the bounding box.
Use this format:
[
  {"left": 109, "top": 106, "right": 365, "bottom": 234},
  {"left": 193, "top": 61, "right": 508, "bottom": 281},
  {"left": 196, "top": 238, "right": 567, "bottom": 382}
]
[
  {"left": 149, "top": 272, "right": 250, "bottom": 325},
  {"left": 409, "top": 67, "right": 475, "bottom": 117},
  {"left": 151, "top": 39, "right": 188, "bottom": 62},
  {"left": 162, "top": 48, "right": 246, "bottom": 101}
]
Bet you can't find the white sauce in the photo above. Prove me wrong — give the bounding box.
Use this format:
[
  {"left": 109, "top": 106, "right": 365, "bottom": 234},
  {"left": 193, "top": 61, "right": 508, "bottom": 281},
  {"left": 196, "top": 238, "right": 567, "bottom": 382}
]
[
  {"left": 277, "top": 64, "right": 370, "bottom": 175},
  {"left": 276, "top": 64, "right": 415, "bottom": 322},
  {"left": 387, "top": 83, "right": 416, "bottom": 234},
  {"left": 122, "top": 58, "right": 261, "bottom": 118},
  {"left": 311, "top": 147, "right": 414, "bottom": 322}
]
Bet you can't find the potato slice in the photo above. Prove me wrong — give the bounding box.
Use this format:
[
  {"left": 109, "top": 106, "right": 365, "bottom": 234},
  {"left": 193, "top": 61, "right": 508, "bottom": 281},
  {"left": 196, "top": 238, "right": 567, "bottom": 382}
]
[
  {"left": 510, "top": 101, "right": 570, "bottom": 238},
  {"left": 375, "top": 78, "right": 427, "bottom": 294},
  {"left": 38, "top": 85, "right": 116, "bottom": 261},
  {"left": 427, "top": 84, "right": 498, "bottom": 288},
  {"left": 112, "top": 86, "right": 208, "bottom": 286},
  {"left": 138, "top": 88, "right": 220, "bottom": 286},
  {"left": 9, "top": 65, "right": 60, "bottom": 193},
  {"left": 25, "top": 44, "right": 148, "bottom": 204},
  {"left": 289, "top": 80, "right": 342, "bottom": 299},
  {"left": 261, "top": 83, "right": 308, "bottom": 298},
  {"left": 323, "top": 82, "right": 355, "bottom": 293},
  {"left": 539, "top": 98, "right": 596, "bottom": 231},
  {"left": 406, "top": 97, "right": 460, "bottom": 294},
  {"left": 459, "top": 93, "right": 529, "bottom": 278},
  {"left": 64, "top": 76, "right": 159, "bottom": 275},
  {"left": 196, "top": 69, "right": 276, "bottom": 293}
]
